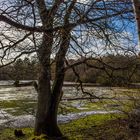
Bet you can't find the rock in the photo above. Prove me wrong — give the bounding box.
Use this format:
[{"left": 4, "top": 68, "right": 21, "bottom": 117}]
[{"left": 14, "top": 129, "right": 25, "bottom": 137}]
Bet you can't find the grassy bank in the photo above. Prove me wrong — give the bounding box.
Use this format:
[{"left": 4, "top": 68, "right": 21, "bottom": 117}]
[
  {"left": 0, "top": 87, "right": 140, "bottom": 139},
  {"left": 0, "top": 113, "right": 134, "bottom": 140}
]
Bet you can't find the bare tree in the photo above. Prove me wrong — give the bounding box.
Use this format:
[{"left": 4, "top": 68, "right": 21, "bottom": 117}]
[{"left": 0, "top": 0, "right": 135, "bottom": 138}]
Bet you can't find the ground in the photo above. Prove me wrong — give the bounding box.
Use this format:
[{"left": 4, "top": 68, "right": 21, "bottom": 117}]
[
  {"left": 1, "top": 113, "right": 140, "bottom": 140},
  {"left": 0, "top": 86, "right": 140, "bottom": 139}
]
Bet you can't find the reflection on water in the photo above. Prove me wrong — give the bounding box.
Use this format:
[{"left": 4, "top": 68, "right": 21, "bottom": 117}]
[{"left": 0, "top": 87, "right": 37, "bottom": 100}]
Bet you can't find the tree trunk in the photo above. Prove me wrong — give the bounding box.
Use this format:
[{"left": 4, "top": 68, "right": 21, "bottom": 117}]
[
  {"left": 34, "top": 69, "right": 62, "bottom": 136},
  {"left": 34, "top": 0, "right": 64, "bottom": 137},
  {"left": 35, "top": 83, "right": 62, "bottom": 137},
  {"left": 34, "top": 32, "right": 63, "bottom": 137},
  {"left": 133, "top": 0, "right": 140, "bottom": 42}
]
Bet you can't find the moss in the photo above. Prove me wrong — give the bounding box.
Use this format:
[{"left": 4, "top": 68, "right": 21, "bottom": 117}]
[
  {"left": 1, "top": 87, "right": 140, "bottom": 139},
  {"left": 60, "top": 113, "right": 125, "bottom": 139},
  {"left": 0, "top": 100, "right": 37, "bottom": 115},
  {"left": 58, "top": 105, "right": 80, "bottom": 114},
  {"left": 0, "top": 128, "right": 33, "bottom": 140},
  {"left": 28, "top": 134, "right": 48, "bottom": 140},
  {"left": 0, "top": 114, "right": 125, "bottom": 140},
  {"left": 0, "top": 100, "right": 36, "bottom": 109},
  {"left": 78, "top": 100, "right": 122, "bottom": 112},
  {"left": 0, "top": 100, "right": 20, "bottom": 108},
  {"left": 59, "top": 101, "right": 85, "bottom": 114},
  {"left": 83, "top": 101, "right": 111, "bottom": 111},
  {"left": 1, "top": 87, "right": 140, "bottom": 116}
]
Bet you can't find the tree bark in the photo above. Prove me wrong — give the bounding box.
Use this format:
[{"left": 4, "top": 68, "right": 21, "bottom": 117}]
[
  {"left": 132, "top": 0, "right": 140, "bottom": 42},
  {"left": 34, "top": 0, "right": 63, "bottom": 137},
  {"left": 34, "top": 27, "right": 71, "bottom": 137},
  {"left": 34, "top": 32, "right": 62, "bottom": 137}
]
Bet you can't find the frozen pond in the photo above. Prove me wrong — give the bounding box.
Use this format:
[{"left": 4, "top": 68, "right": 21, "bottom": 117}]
[
  {"left": 0, "top": 110, "right": 120, "bottom": 128},
  {"left": 0, "top": 81, "right": 139, "bottom": 128}
]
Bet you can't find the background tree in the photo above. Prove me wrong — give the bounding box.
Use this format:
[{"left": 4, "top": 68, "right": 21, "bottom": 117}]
[
  {"left": 133, "top": 0, "right": 140, "bottom": 42},
  {"left": 13, "top": 58, "right": 24, "bottom": 80}
]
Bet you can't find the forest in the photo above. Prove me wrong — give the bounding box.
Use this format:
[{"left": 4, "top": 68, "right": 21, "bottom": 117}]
[{"left": 1, "top": 54, "right": 140, "bottom": 86}]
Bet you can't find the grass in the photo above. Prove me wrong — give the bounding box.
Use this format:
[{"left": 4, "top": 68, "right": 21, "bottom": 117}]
[
  {"left": 0, "top": 113, "right": 129, "bottom": 140},
  {"left": 1, "top": 87, "right": 140, "bottom": 139},
  {"left": 60, "top": 113, "right": 123, "bottom": 139},
  {"left": 0, "top": 100, "right": 37, "bottom": 115},
  {"left": 0, "top": 128, "right": 33, "bottom": 140},
  {"left": 0, "top": 87, "right": 140, "bottom": 116}
]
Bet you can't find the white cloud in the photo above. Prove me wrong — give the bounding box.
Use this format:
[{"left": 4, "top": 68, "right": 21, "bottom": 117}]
[{"left": 77, "top": 0, "right": 89, "bottom": 4}]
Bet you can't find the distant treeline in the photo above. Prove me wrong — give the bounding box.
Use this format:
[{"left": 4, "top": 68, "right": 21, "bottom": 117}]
[
  {"left": 65, "top": 55, "right": 140, "bottom": 86},
  {"left": 0, "top": 54, "right": 140, "bottom": 86},
  {"left": 0, "top": 57, "right": 39, "bottom": 81}
]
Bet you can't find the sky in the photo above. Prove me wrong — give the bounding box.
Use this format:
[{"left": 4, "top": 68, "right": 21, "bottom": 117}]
[{"left": 0, "top": 0, "right": 139, "bottom": 63}]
